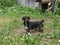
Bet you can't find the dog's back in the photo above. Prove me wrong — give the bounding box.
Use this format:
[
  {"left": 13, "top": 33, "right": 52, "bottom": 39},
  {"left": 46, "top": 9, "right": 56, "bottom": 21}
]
[{"left": 28, "top": 20, "right": 44, "bottom": 29}]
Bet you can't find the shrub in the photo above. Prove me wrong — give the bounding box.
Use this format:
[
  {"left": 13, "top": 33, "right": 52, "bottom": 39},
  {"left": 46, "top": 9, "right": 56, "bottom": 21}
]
[{"left": 0, "top": 0, "right": 17, "bottom": 7}]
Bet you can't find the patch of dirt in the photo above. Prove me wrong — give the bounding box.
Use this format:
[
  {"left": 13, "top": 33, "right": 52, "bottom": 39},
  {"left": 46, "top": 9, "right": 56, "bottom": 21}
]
[
  {"left": 9, "top": 26, "right": 26, "bottom": 36},
  {"left": 9, "top": 26, "right": 42, "bottom": 37},
  {"left": 9, "top": 19, "right": 45, "bottom": 36},
  {"left": 9, "top": 18, "right": 53, "bottom": 43},
  {"left": 10, "top": 18, "right": 53, "bottom": 36},
  {"left": 41, "top": 37, "right": 52, "bottom": 42},
  {"left": 0, "top": 17, "right": 12, "bottom": 22}
]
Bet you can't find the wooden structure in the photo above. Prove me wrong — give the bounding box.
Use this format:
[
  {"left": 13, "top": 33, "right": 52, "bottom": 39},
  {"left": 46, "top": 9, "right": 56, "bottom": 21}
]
[
  {"left": 17, "top": 0, "right": 36, "bottom": 8},
  {"left": 17, "top": 0, "right": 57, "bottom": 12}
]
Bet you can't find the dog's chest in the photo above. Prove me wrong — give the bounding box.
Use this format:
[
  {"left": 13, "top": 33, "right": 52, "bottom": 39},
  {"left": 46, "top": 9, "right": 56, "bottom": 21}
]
[
  {"left": 24, "top": 26, "right": 28, "bottom": 29},
  {"left": 24, "top": 22, "right": 28, "bottom": 29}
]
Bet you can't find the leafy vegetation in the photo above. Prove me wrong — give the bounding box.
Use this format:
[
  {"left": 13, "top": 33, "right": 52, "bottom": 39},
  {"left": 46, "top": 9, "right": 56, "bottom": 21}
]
[{"left": 0, "top": 0, "right": 60, "bottom": 45}]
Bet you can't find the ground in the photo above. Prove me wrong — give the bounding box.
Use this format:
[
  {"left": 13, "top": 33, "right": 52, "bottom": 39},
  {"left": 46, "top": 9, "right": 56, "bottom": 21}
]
[{"left": 0, "top": 6, "right": 60, "bottom": 45}]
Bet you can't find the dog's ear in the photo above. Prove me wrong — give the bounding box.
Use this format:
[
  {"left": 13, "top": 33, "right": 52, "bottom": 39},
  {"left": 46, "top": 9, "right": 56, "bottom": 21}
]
[
  {"left": 28, "top": 16, "right": 30, "bottom": 19},
  {"left": 22, "top": 17, "right": 24, "bottom": 20}
]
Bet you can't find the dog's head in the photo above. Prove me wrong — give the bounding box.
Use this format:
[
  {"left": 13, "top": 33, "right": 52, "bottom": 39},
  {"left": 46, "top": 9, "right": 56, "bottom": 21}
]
[
  {"left": 40, "top": 20, "right": 44, "bottom": 23},
  {"left": 22, "top": 16, "right": 30, "bottom": 29},
  {"left": 22, "top": 16, "right": 30, "bottom": 22}
]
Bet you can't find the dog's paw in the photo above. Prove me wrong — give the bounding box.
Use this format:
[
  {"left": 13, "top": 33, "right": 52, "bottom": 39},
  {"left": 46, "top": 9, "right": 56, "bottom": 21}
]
[{"left": 28, "top": 32, "right": 31, "bottom": 36}]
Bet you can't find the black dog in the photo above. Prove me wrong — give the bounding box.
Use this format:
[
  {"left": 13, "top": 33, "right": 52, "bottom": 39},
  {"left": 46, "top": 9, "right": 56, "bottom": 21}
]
[{"left": 22, "top": 16, "right": 44, "bottom": 33}]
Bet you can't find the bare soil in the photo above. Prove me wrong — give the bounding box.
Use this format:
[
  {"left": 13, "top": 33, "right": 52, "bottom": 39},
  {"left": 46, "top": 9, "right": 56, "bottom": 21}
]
[
  {"left": 10, "top": 18, "right": 53, "bottom": 36},
  {"left": 10, "top": 26, "right": 42, "bottom": 37}
]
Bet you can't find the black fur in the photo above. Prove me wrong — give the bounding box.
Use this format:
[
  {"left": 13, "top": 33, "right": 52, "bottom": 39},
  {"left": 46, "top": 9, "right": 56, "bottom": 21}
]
[{"left": 22, "top": 16, "right": 44, "bottom": 32}]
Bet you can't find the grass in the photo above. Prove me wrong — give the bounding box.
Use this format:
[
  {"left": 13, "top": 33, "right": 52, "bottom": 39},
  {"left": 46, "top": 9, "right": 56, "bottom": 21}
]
[{"left": 0, "top": 4, "right": 60, "bottom": 45}]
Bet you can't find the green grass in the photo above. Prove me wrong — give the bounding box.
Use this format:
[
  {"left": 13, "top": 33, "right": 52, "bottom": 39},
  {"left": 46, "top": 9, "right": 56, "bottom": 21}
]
[{"left": 0, "top": 4, "right": 60, "bottom": 45}]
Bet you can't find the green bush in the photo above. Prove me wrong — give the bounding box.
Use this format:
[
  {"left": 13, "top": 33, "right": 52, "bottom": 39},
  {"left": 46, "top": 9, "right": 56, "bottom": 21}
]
[
  {"left": 54, "top": 8, "right": 60, "bottom": 15},
  {"left": 0, "top": 0, "right": 17, "bottom": 7}
]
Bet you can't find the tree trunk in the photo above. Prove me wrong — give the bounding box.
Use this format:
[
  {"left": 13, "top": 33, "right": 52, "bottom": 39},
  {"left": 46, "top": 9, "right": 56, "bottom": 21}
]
[{"left": 51, "top": 0, "right": 56, "bottom": 12}]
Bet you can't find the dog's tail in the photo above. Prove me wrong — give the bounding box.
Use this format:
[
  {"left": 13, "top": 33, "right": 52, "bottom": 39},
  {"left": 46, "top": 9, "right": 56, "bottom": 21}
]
[{"left": 41, "top": 20, "right": 44, "bottom": 23}]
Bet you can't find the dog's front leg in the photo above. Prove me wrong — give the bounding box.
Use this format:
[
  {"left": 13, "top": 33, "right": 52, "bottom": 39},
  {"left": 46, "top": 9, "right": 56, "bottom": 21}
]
[
  {"left": 26, "top": 28, "right": 30, "bottom": 33},
  {"left": 26, "top": 28, "right": 31, "bottom": 34}
]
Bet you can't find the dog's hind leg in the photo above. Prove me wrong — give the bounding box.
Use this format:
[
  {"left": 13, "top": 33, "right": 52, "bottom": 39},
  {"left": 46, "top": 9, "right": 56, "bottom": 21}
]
[
  {"left": 26, "top": 28, "right": 31, "bottom": 33},
  {"left": 38, "top": 27, "right": 43, "bottom": 33}
]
